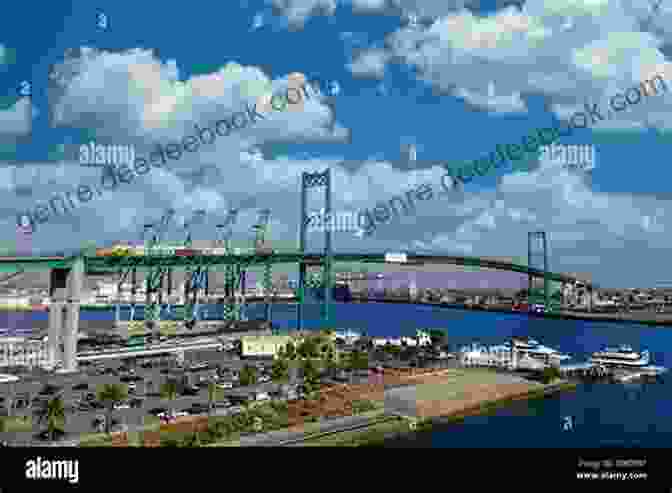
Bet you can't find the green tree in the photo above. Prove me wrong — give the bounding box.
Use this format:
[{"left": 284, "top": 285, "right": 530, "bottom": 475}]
[
  {"left": 160, "top": 380, "right": 179, "bottom": 416},
  {"left": 297, "top": 337, "right": 319, "bottom": 359},
  {"left": 325, "top": 348, "right": 339, "bottom": 376},
  {"left": 302, "top": 358, "right": 321, "bottom": 397},
  {"left": 97, "top": 383, "right": 129, "bottom": 434},
  {"left": 239, "top": 365, "right": 258, "bottom": 387},
  {"left": 36, "top": 395, "right": 66, "bottom": 442},
  {"left": 207, "top": 381, "right": 217, "bottom": 416},
  {"left": 284, "top": 342, "right": 296, "bottom": 361},
  {"left": 182, "top": 431, "right": 202, "bottom": 447},
  {"left": 271, "top": 357, "right": 289, "bottom": 383},
  {"left": 348, "top": 350, "right": 369, "bottom": 371},
  {"left": 541, "top": 366, "right": 562, "bottom": 384},
  {"left": 428, "top": 329, "right": 448, "bottom": 347}
]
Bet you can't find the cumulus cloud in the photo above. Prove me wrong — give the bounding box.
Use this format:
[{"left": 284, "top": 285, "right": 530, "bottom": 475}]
[
  {"left": 344, "top": 1, "right": 672, "bottom": 130},
  {"left": 3, "top": 47, "right": 354, "bottom": 252},
  {"left": 0, "top": 97, "right": 37, "bottom": 136},
  {"left": 265, "top": 0, "right": 338, "bottom": 28}
]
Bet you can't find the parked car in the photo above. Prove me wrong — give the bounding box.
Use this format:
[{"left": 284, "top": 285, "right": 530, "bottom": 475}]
[
  {"left": 186, "top": 403, "right": 209, "bottom": 414},
  {"left": 129, "top": 398, "right": 144, "bottom": 409},
  {"left": 39, "top": 384, "right": 61, "bottom": 396},
  {"left": 77, "top": 402, "right": 92, "bottom": 412},
  {"left": 72, "top": 383, "right": 88, "bottom": 391},
  {"left": 120, "top": 375, "right": 142, "bottom": 383},
  {"left": 113, "top": 402, "right": 131, "bottom": 410},
  {"left": 217, "top": 382, "right": 234, "bottom": 389},
  {"left": 182, "top": 385, "right": 200, "bottom": 396},
  {"left": 149, "top": 407, "right": 167, "bottom": 416}
]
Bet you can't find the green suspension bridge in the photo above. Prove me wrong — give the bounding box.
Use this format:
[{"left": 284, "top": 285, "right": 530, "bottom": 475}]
[{"left": 1, "top": 169, "right": 591, "bottom": 371}]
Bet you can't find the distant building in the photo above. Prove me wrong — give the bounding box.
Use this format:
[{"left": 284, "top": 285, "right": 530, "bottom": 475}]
[
  {"left": 0, "top": 337, "right": 51, "bottom": 370},
  {"left": 16, "top": 215, "right": 33, "bottom": 256},
  {"left": 241, "top": 335, "right": 294, "bottom": 358},
  {"left": 240, "top": 331, "right": 336, "bottom": 358},
  {"left": 372, "top": 330, "right": 431, "bottom": 348}
]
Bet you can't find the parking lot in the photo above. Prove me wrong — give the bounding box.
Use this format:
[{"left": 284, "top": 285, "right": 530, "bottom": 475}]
[{"left": 0, "top": 348, "right": 278, "bottom": 444}]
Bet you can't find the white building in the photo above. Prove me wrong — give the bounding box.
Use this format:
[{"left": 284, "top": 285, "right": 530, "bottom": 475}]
[
  {"left": 372, "top": 337, "right": 402, "bottom": 347},
  {"left": 334, "top": 330, "right": 361, "bottom": 345},
  {"left": 0, "top": 337, "right": 52, "bottom": 370},
  {"left": 373, "top": 330, "right": 432, "bottom": 348}
]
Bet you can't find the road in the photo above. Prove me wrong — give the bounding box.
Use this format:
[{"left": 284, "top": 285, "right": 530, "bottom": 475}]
[{"left": 231, "top": 412, "right": 394, "bottom": 446}]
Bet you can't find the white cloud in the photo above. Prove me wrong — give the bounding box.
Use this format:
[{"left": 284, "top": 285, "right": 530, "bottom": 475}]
[
  {"left": 343, "top": 1, "right": 672, "bottom": 130},
  {"left": 266, "top": 0, "right": 338, "bottom": 28},
  {"left": 0, "top": 97, "right": 37, "bottom": 136}
]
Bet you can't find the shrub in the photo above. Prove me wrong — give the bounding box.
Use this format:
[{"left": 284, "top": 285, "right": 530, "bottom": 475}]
[{"left": 541, "top": 366, "right": 562, "bottom": 384}]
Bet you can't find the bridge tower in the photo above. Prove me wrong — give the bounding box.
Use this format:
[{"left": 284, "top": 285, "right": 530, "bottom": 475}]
[
  {"left": 527, "top": 231, "right": 550, "bottom": 312},
  {"left": 251, "top": 209, "right": 274, "bottom": 322},
  {"left": 48, "top": 256, "right": 84, "bottom": 372},
  {"left": 299, "top": 169, "right": 333, "bottom": 330}
]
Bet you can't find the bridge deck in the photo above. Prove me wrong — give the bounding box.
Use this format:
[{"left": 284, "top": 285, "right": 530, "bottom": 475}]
[{"left": 0, "top": 253, "right": 579, "bottom": 284}]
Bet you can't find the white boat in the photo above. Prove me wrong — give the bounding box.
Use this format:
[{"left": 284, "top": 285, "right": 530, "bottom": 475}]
[
  {"left": 590, "top": 345, "right": 650, "bottom": 367},
  {"left": 497, "top": 337, "right": 571, "bottom": 361}
]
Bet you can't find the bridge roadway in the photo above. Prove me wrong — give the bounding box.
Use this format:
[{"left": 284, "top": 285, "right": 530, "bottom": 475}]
[
  {"left": 0, "top": 252, "right": 583, "bottom": 285},
  {"left": 0, "top": 340, "right": 223, "bottom": 367},
  {"left": 75, "top": 340, "right": 223, "bottom": 361}
]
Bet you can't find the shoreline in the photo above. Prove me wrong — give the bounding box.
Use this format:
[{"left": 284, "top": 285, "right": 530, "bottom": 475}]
[
  {"left": 293, "top": 371, "right": 578, "bottom": 447},
  {"left": 352, "top": 298, "right": 672, "bottom": 327},
  {"left": 5, "top": 301, "right": 672, "bottom": 326}
]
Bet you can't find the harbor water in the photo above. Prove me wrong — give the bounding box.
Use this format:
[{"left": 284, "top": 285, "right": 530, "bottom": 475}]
[{"left": 2, "top": 302, "right": 671, "bottom": 447}]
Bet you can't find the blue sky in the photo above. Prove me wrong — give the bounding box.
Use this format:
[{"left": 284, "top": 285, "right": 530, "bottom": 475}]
[{"left": 0, "top": 0, "right": 671, "bottom": 287}]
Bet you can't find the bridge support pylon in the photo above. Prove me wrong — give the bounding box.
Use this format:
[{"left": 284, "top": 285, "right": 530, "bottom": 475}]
[
  {"left": 528, "top": 231, "right": 550, "bottom": 313},
  {"left": 49, "top": 256, "right": 83, "bottom": 373},
  {"left": 299, "top": 169, "right": 333, "bottom": 331}
]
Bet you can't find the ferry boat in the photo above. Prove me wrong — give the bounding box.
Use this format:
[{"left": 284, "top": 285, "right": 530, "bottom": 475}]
[
  {"left": 458, "top": 337, "right": 570, "bottom": 368},
  {"left": 590, "top": 345, "right": 650, "bottom": 367},
  {"left": 495, "top": 337, "right": 571, "bottom": 361}
]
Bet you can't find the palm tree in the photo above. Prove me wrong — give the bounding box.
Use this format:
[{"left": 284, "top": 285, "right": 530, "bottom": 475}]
[
  {"left": 284, "top": 342, "right": 296, "bottom": 361},
  {"left": 239, "top": 365, "right": 258, "bottom": 387},
  {"left": 271, "top": 357, "right": 289, "bottom": 383},
  {"left": 207, "top": 381, "right": 217, "bottom": 416},
  {"left": 302, "top": 358, "right": 321, "bottom": 398},
  {"left": 36, "top": 395, "right": 65, "bottom": 442},
  {"left": 4, "top": 382, "right": 15, "bottom": 418},
  {"left": 97, "top": 383, "right": 128, "bottom": 434},
  {"left": 161, "top": 380, "right": 179, "bottom": 416}
]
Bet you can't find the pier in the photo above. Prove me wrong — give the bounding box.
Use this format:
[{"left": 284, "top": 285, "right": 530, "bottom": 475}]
[{"left": 559, "top": 362, "right": 667, "bottom": 382}]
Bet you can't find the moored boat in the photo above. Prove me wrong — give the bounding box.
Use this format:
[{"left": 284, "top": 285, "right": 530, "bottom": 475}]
[{"left": 590, "top": 345, "right": 650, "bottom": 367}]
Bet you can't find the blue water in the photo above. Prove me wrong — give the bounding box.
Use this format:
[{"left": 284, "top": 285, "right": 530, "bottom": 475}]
[{"left": 2, "top": 302, "right": 671, "bottom": 447}]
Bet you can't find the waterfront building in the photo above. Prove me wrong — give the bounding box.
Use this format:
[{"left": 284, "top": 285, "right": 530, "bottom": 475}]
[
  {"left": 241, "top": 334, "right": 295, "bottom": 358},
  {"left": 334, "top": 329, "right": 361, "bottom": 345}
]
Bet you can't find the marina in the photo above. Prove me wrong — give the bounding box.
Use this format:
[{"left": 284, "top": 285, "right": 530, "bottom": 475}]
[{"left": 457, "top": 337, "right": 668, "bottom": 383}]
